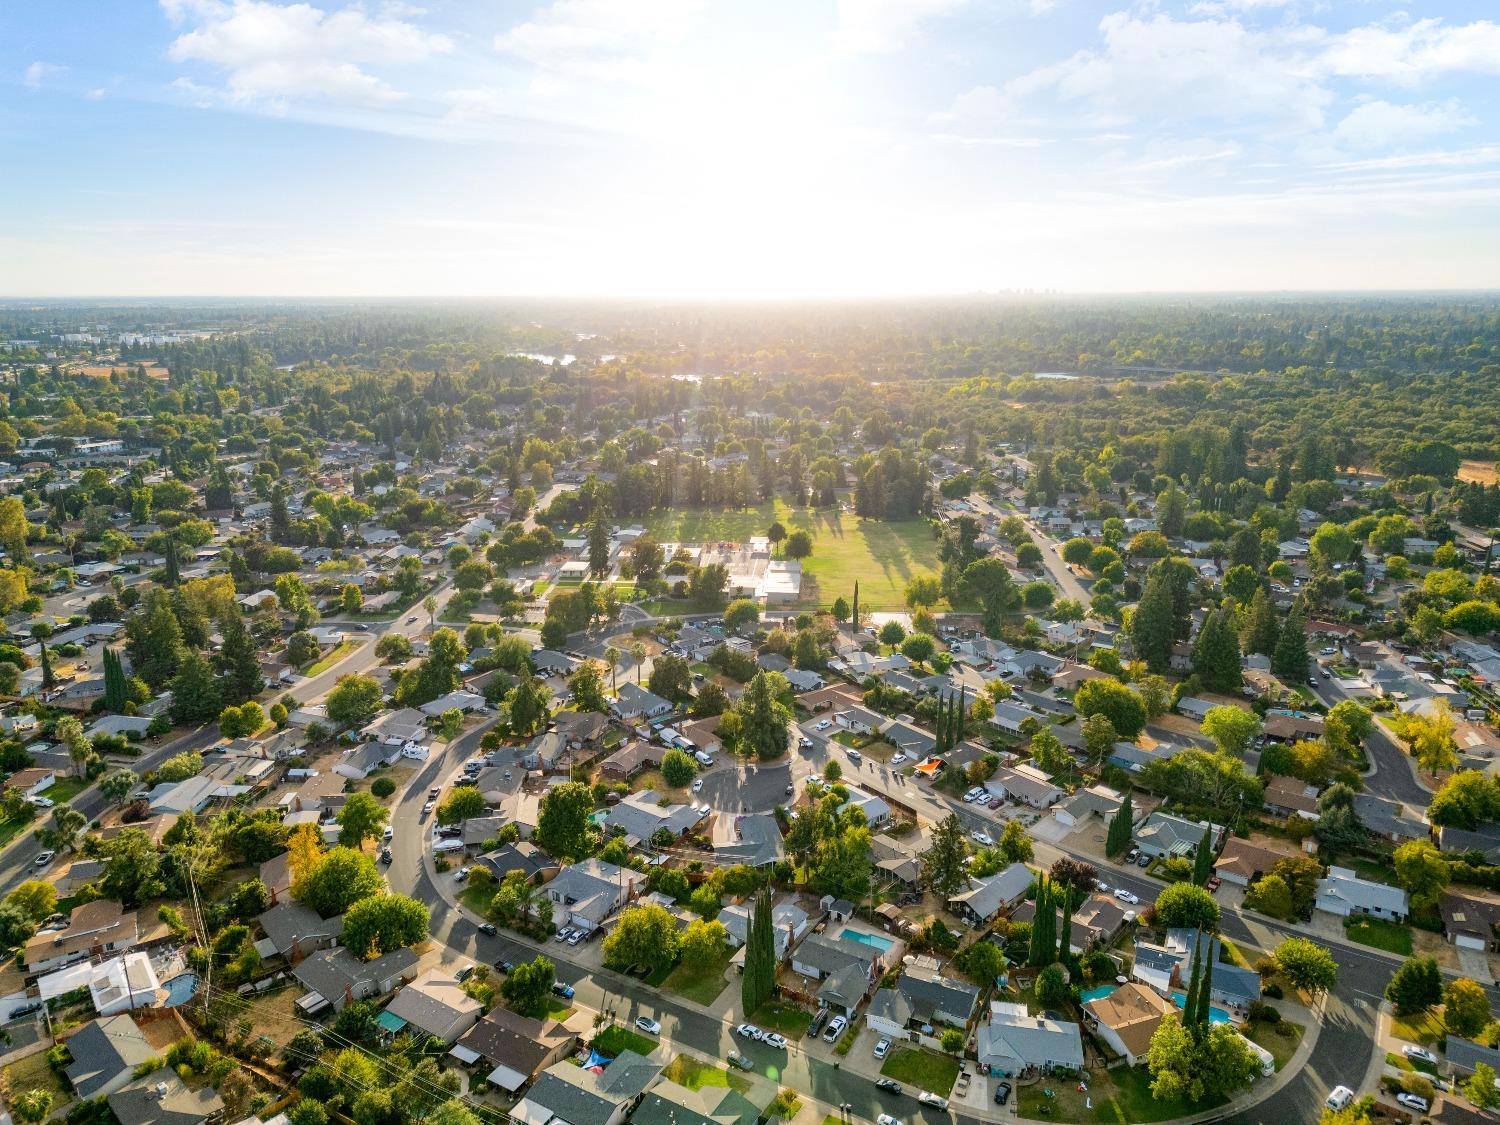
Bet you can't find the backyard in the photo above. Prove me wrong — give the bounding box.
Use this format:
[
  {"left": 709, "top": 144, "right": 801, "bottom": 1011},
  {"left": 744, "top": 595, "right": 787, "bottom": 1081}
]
[
  {"left": 642, "top": 502, "right": 940, "bottom": 611},
  {"left": 1018, "top": 1064, "right": 1210, "bottom": 1124},
  {"left": 879, "top": 1047, "right": 961, "bottom": 1096},
  {"left": 1344, "top": 916, "right": 1413, "bottom": 956}
]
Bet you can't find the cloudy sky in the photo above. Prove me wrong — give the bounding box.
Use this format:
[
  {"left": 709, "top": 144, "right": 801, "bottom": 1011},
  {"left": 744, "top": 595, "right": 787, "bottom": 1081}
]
[{"left": 4, "top": 0, "right": 1500, "bottom": 296}]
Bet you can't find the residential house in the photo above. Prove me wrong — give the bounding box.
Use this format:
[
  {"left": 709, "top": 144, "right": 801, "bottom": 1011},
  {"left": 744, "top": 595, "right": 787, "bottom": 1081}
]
[
  {"left": 833, "top": 706, "right": 884, "bottom": 737},
  {"left": 256, "top": 901, "right": 342, "bottom": 959},
  {"left": 383, "top": 969, "right": 483, "bottom": 1044},
  {"left": 25, "top": 900, "right": 142, "bottom": 973},
  {"left": 476, "top": 841, "right": 559, "bottom": 885},
  {"left": 1446, "top": 1038, "right": 1500, "bottom": 1079},
  {"left": 291, "top": 946, "right": 420, "bottom": 1014},
  {"left": 1082, "top": 983, "right": 1175, "bottom": 1066},
  {"left": 513, "top": 1050, "right": 663, "bottom": 1125},
  {"left": 1441, "top": 890, "right": 1500, "bottom": 952},
  {"left": 5, "top": 766, "right": 55, "bottom": 797},
  {"left": 678, "top": 716, "right": 723, "bottom": 756},
  {"left": 612, "top": 682, "right": 673, "bottom": 722},
  {"left": 986, "top": 763, "right": 1062, "bottom": 809},
  {"left": 880, "top": 718, "right": 937, "bottom": 758},
  {"left": 1315, "top": 866, "right": 1409, "bottom": 922},
  {"left": 1213, "top": 837, "right": 1300, "bottom": 889},
  {"left": 554, "top": 709, "right": 609, "bottom": 748},
  {"left": 598, "top": 740, "right": 660, "bottom": 781},
  {"left": 1438, "top": 825, "right": 1500, "bottom": 864},
  {"left": 977, "top": 1001, "right": 1085, "bottom": 1077},
  {"left": 334, "top": 741, "right": 401, "bottom": 781},
  {"left": 1262, "top": 776, "right": 1322, "bottom": 822},
  {"left": 633, "top": 1081, "right": 766, "bottom": 1125},
  {"left": 947, "top": 862, "right": 1034, "bottom": 926},
  {"left": 523, "top": 730, "right": 570, "bottom": 772},
  {"left": 86, "top": 954, "right": 162, "bottom": 1017},
  {"left": 838, "top": 785, "right": 891, "bottom": 828},
  {"left": 1054, "top": 785, "right": 1126, "bottom": 830},
  {"left": 790, "top": 930, "right": 885, "bottom": 1015},
  {"left": 360, "top": 707, "right": 428, "bottom": 745},
  {"left": 1353, "top": 794, "right": 1429, "bottom": 843},
  {"left": 108, "top": 1068, "right": 224, "bottom": 1125},
  {"left": 545, "top": 858, "right": 643, "bottom": 934},
  {"left": 710, "top": 813, "right": 784, "bottom": 868},
  {"left": 721, "top": 899, "right": 809, "bottom": 958},
  {"left": 866, "top": 958, "right": 981, "bottom": 1047},
  {"left": 1262, "top": 712, "right": 1326, "bottom": 744},
  {"left": 63, "top": 1015, "right": 156, "bottom": 1100},
  {"left": 1134, "top": 812, "right": 1222, "bottom": 861},
  {"left": 1010, "top": 895, "right": 1129, "bottom": 954},
  {"left": 456, "top": 1007, "right": 576, "bottom": 1093},
  {"left": 603, "top": 790, "right": 706, "bottom": 846}
]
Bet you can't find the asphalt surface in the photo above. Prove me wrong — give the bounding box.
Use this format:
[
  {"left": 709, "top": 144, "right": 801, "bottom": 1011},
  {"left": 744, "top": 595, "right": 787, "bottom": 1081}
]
[{"left": 1307, "top": 675, "right": 1432, "bottom": 808}]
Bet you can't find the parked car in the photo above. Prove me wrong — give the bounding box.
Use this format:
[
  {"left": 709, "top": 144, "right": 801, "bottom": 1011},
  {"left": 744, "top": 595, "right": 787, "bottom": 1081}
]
[
  {"left": 1403, "top": 1045, "right": 1438, "bottom": 1065},
  {"left": 970, "top": 830, "right": 994, "bottom": 847},
  {"left": 823, "top": 1015, "right": 847, "bottom": 1041},
  {"left": 808, "top": 1010, "right": 829, "bottom": 1036},
  {"left": 635, "top": 1017, "right": 661, "bottom": 1035},
  {"left": 764, "top": 1033, "right": 787, "bottom": 1050},
  {"left": 477, "top": 922, "right": 498, "bottom": 936},
  {"left": 1206, "top": 876, "right": 1222, "bottom": 891},
  {"left": 873, "top": 1038, "right": 891, "bottom": 1059},
  {"left": 846, "top": 749, "right": 862, "bottom": 763},
  {"left": 428, "top": 787, "right": 441, "bottom": 799},
  {"left": 917, "top": 1092, "right": 949, "bottom": 1109},
  {"left": 994, "top": 1083, "right": 1012, "bottom": 1106},
  {"left": 27, "top": 796, "right": 53, "bottom": 809},
  {"left": 876, "top": 1115, "right": 903, "bottom": 1125},
  {"left": 455, "top": 964, "right": 476, "bottom": 982},
  {"left": 494, "top": 960, "right": 515, "bottom": 973},
  {"left": 727, "top": 1053, "right": 753, "bottom": 1071},
  {"left": 34, "top": 850, "right": 54, "bottom": 868},
  {"left": 692, "top": 779, "right": 704, "bottom": 793},
  {"left": 815, "top": 719, "right": 833, "bottom": 731},
  {"left": 552, "top": 983, "right": 574, "bottom": 1000},
  {"left": 379, "top": 848, "right": 393, "bottom": 865},
  {"left": 891, "top": 753, "right": 907, "bottom": 765},
  {"left": 1114, "top": 889, "right": 1140, "bottom": 905},
  {"left": 735, "top": 1023, "right": 764, "bottom": 1041},
  {"left": 875, "top": 1079, "right": 903, "bottom": 1095},
  {"left": 1325, "top": 1086, "right": 1354, "bottom": 1111},
  {"left": 421, "top": 801, "right": 436, "bottom": 816},
  {"left": 1124, "top": 847, "right": 1140, "bottom": 863},
  {"left": 1136, "top": 853, "right": 1150, "bottom": 867},
  {"left": 1396, "top": 1093, "right": 1430, "bottom": 1113},
  {"left": 1095, "top": 881, "right": 1110, "bottom": 894}
]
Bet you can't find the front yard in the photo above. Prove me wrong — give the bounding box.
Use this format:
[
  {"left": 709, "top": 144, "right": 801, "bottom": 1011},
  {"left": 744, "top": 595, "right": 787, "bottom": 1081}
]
[
  {"left": 879, "top": 1047, "right": 960, "bottom": 1096},
  {"left": 592, "top": 1024, "right": 657, "bottom": 1058},
  {"left": 750, "top": 1000, "right": 814, "bottom": 1039},
  {"left": 1018, "top": 1065, "right": 1211, "bottom": 1123},
  {"left": 1344, "top": 916, "right": 1413, "bottom": 956},
  {"left": 1246, "top": 1018, "right": 1304, "bottom": 1070},
  {"left": 1390, "top": 1007, "right": 1446, "bottom": 1046},
  {"left": 663, "top": 1056, "right": 752, "bottom": 1095},
  {"left": 661, "top": 950, "right": 733, "bottom": 1005},
  {"left": 1, "top": 1049, "right": 73, "bottom": 1115}
]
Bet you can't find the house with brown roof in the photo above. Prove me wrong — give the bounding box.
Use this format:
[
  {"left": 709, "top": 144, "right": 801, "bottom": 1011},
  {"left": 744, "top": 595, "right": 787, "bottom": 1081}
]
[
  {"left": 1262, "top": 776, "right": 1322, "bottom": 822},
  {"left": 1214, "top": 837, "right": 1301, "bottom": 888},
  {"left": 598, "top": 740, "right": 660, "bottom": 782},
  {"left": 95, "top": 814, "right": 173, "bottom": 848},
  {"left": 454, "top": 1007, "right": 576, "bottom": 1093},
  {"left": 1262, "top": 713, "right": 1326, "bottom": 743},
  {"left": 1441, "top": 890, "right": 1500, "bottom": 952},
  {"left": 24, "top": 900, "right": 142, "bottom": 973},
  {"left": 1082, "top": 982, "right": 1175, "bottom": 1065}
]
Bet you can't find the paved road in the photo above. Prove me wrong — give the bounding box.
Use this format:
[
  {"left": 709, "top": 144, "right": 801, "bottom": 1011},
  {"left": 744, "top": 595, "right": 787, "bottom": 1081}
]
[
  {"left": 964, "top": 496, "right": 1089, "bottom": 606},
  {"left": 1307, "top": 675, "right": 1431, "bottom": 808}
]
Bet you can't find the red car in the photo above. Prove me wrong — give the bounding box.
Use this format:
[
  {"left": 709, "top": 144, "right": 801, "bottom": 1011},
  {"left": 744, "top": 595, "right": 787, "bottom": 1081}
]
[{"left": 1206, "top": 876, "right": 1222, "bottom": 891}]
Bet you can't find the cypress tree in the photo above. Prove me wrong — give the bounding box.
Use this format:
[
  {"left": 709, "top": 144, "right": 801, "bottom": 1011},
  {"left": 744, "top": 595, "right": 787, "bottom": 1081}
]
[
  {"left": 1182, "top": 936, "right": 1206, "bottom": 1033},
  {"left": 1028, "top": 879, "right": 1053, "bottom": 967},
  {"left": 1106, "top": 793, "right": 1133, "bottom": 856},
  {"left": 103, "top": 648, "right": 126, "bottom": 711},
  {"left": 1194, "top": 937, "right": 1214, "bottom": 1029},
  {"left": 163, "top": 534, "right": 181, "bottom": 588},
  {"left": 851, "top": 581, "right": 859, "bottom": 632},
  {"left": 1192, "top": 825, "right": 1213, "bottom": 886},
  {"left": 1057, "top": 884, "right": 1072, "bottom": 964},
  {"left": 741, "top": 885, "right": 776, "bottom": 1017}
]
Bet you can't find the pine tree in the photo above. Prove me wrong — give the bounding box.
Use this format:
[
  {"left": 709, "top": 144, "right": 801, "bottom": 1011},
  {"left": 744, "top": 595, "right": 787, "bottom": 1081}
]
[
  {"left": 169, "top": 649, "right": 222, "bottom": 726},
  {"left": 1106, "top": 793, "right": 1133, "bottom": 856},
  {"left": 163, "top": 534, "right": 181, "bottom": 588},
  {"left": 1193, "top": 825, "right": 1213, "bottom": 886},
  {"left": 215, "top": 610, "right": 264, "bottom": 705},
  {"left": 851, "top": 581, "right": 860, "bottom": 632},
  {"left": 1192, "top": 610, "right": 1242, "bottom": 693},
  {"left": 1272, "top": 604, "right": 1311, "bottom": 682},
  {"left": 1129, "top": 570, "right": 1176, "bottom": 672},
  {"left": 102, "top": 647, "right": 127, "bottom": 712},
  {"left": 1241, "top": 587, "right": 1280, "bottom": 656}
]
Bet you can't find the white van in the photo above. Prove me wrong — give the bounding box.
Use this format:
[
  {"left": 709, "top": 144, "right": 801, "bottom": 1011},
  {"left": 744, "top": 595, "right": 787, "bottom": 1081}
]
[
  {"left": 1325, "top": 1086, "right": 1354, "bottom": 1111},
  {"left": 1236, "top": 1032, "right": 1275, "bottom": 1078},
  {"left": 694, "top": 750, "right": 714, "bottom": 767}
]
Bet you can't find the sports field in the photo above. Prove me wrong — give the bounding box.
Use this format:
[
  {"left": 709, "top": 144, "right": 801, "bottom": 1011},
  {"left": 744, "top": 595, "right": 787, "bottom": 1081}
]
[{"left": 642, "top": 501, "right": 940, "bottom": 611}]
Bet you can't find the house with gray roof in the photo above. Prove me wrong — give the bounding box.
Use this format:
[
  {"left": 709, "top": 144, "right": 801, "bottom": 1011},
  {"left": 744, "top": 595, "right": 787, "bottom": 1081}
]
[
  {"left": 456, "top": 1007, "right": 575, "bottom": 1093},
  {"left": 64, "top": 1015, "right": 155, "bottom": 1100},
  {"left": 603, "top": 790, "right": 706, "bottom": 846},
  {"left": 108, "top": 1068, "right": 223, "bottom": 1125},
  {"left": 291, "top": 946, "right": 419, "bottom": 1014},
  {"left": 633, "top": 1080, "right": 766, "bottom": 1125},
  {"left": 1438, "top": 825, "right": 1500, "bottom": 864},
  {"left": 720, "top": 899, "right": 808, "bottom": 958},
  {"left": 866, "top": 958, "right": 980, "bottom": 1044},
  {"left": 1315, "top": 866, "right": 1409, "bottom": 922},
  {"left": 1134, "top": 812, "right": 1222, "bottom": 860},
  {"left": 476, "top": 841, "right": 560, "bottom": 885},
  {"left": 710, "top": 813, "right": 784, "bottom": 867},
  {"left": 986, "top": 764, "right": 1062, "bottom": 809},
  {"left": 1354, "top": 794, "right": 1430, "bottom": 843},
  {"left": 612, "top": 682, "right": 673, "bottom": 721},
  {"left": 790, "top": 932, "right": 882, "bottom": 1014},
  {"left": 977, "top": 1001, "right": 1085, "bottom": 1077},
  {"left": 947, "top": 862, "right": 1033, "bottom": 925},
  {"left": 513, "top": 1049, "right": 663, "bottom": 1125},
  {"left": 255, "top": 901, "right": 342, "bottom": 958},
  {"left": 834, "top": 705, "right": 885, "bottom": 736},
  {"left": 545, "top": 858, "right": 644, "bottom": 934},
  {"left": 880, "top": 718, "right": 937, "bottom": 757},
  {"left": 1447, "top": 1037, "right": 1500, "bottom": 1078}
]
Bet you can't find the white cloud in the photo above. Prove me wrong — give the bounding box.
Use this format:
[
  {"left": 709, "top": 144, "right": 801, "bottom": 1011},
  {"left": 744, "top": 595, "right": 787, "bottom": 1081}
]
[
  {"left": 1332, "top": 99, "right": 1474, "bottom": 150},
  {"left": 495, "top": 0, "right": 702, "bottom": 85},
  {"left": 833, "top": 0, "right": 970, "bottom": 55},
  {"left": 24, "top": 61, "right": 67, "bottom": 90},
  {"left": 1323, "top": 18, "right": 1500, "bottom": 84},
  {"left": 1003, "top": 12, "right": 1332, "bottom": 132},
  {"left": 164, "top": 0, "right": 451, "bottom": 106}
]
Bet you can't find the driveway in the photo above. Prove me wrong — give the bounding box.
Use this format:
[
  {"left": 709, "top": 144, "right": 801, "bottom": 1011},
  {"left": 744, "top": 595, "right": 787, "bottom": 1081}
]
[{"left": 1458, "top": 947, "right": 1492, "bottom": 983}]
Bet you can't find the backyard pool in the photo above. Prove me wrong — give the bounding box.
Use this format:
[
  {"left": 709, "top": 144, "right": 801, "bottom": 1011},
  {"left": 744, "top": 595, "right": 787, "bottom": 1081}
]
[
  {"left": 1079, "top": 985, "right": 1117, "bottom": 1003},
  {"left": 1170, "top": 990, "right": 1231, "bottom": 1023},
  {"left": 161, "top": 972, "right": 200, "bottom": 1008},
  {"left": 839, "top": 928, "right": 895, "bottom": 954}
]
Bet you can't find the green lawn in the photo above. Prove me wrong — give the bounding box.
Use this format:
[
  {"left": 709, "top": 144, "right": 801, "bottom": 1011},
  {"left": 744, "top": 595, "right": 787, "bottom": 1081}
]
[
  {"left": 1391, "top": 1007, "right": 1446, "bottom": 1045},
  {"left": 0, "top": 814, "right": 33, "bottom": 849},
  {"left": 1247, "top": 1019, "right": 1304, "bottom": 1070},
  {"left": 1018, "top": 1065, "right": 1213, "bottom": 1124},
  {"left": 879, "top": 1048, "right": 961, "bottom": 1096},
  {"left": 546, "top": 998, "right": 574, "bottom": 1020},
  {"left": 663, "top": 1056, "right": 752, "bottom": 1095},
  {"left": 1345, "top": 916, "right": 1413, "bottom": 956},
  {"left": 46, "top": 777, "right": 87, "bottom": 803},
  {"left": 662, "top": 951, "right": 732, "bottom": 1005},
  {"left": 643, "top": 502, "right": 940, "bottom": 612},
  {"left": 750, "top": 1000, "right": 814, "bottom": 1039},
  {"left": 2, "top": 1047, "right": 73, "bottom": 1112},
  {"left": 305, "top": 639, "right": 360, "bottom": 676},
  {"left": 593, "top": 1024, "right": 658, "bottom": 1058}
]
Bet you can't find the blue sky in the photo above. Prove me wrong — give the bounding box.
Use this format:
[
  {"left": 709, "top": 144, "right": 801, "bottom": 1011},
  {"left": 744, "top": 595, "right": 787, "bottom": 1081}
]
[{"left": 4, "top": 0, "right": 1500, "bottom": 296}]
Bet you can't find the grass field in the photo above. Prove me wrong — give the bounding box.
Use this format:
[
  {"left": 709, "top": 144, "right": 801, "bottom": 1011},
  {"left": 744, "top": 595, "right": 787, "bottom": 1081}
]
[
  {"left": 662, "top": 950, "right": 733, "bottom": 1005},
  {"left": 879, "top": 1047, "right": 960, "bottom": 1095},
  {"left": 1345, "top": 916, "right": 1413, "bottom": 956},
  {"left": 1391, "top": 1007, "right": 1446, "bottom": 1046},
  {"left": 1018, "top": 1065, "right": 1210, "bottom": 1123},
  {"left": 305, "top": 639, "right": 360, "bottom": 676},
  {"left": 642, "top": 502, "right": 940, "bottom": 611},
  {"left": 750, "top": 1000, "right": 814, "bottom": 1038},
  {"left": 663, "top": 1055, "right": 752, "bottom": 1094}
]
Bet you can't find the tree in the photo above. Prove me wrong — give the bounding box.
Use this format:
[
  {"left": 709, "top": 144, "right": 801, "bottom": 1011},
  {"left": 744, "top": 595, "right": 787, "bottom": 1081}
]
[
  {"left": 56, "top": 716, "right": 92, "bottom": 779},
  {"left": 1445, "top": 977, "right": 1492, "bottom": 1039},
  {"left": 1148, "top": 1018, "right": 1258, "bottom": 1102},
  {"left": 603, "top": 904, "right": 681, "bottom": 973},
  {"left": 1074, "top": 678, "right": 1146, "bottom": 738},
  {"left": 1272, "top": 605, "right": 1311, "bottom": 682},
  {"left": 961, "top": 939, "right": 1006, "bottom": 988},
  {"left": 100, "top": 768, "right": 138, "bottom": 805},
  {"left": 899, "top": 633, "right": 937, "bottom": 667},
  {"left": 1401, "top": 702, "right": 1460, "bottom": 775},
  {"left": 39, "top": 805, "right": 87, "bottom": 854},
  {"left": 11, "top": 1090, "right": 52, "bottom": 1124},
  {"left": 923, "top": 814, "right": 970, "bottom": 897},
  {"left": 157, "top": 750, "right": 204, "bottom": 783},
  {"left": 1192, "top": 825, "right": 1214, "bottom": 886},
  {"left": 999, "top": 819, "right": 1034, "bottom": 865},
  {"left": 735, "top": 671, "right": 792, "bottom": 760},
  {"left": 1153, "top": 883, "right": 1220, "bottom": 931},
  {"left": 1130, "top": 569, "right": 1177, "bottom": 672},
  {"left": 1241, "top": 587, "right": 1280, "bottom": 656},
  {"left": 1201, "top": 706, "right": 1260, "bottom": 758},
  {"left": 1082, "top": 713, "right": 1117, "bottom": 765},
  {"left": 295, "top": 847, "right": 383, "bottom": 918},
  {"left": 1106, "top": 793, "right": 1134, "bottom": 857},
  {"left": 537, "top": 781, "right": 594, "bottom": 860},
  {"left": 1028, "top": 878, "right": 1055, "bottom": 967},
  {"left": 502, "top": 956, "right": 556, "bottom": 1018},
  {"left": 567, "top": 660, "right": 607, "bottom": 714},
  {"left": 1325, "top": 699, "right": 1373, "bottom": 759},
  {"left": 691, "top": 680, "right": 728, "bottom": 718},
  {"left": 437, "top": 786, "right": 487, "bottom": 825},
  {"left": 170, "top": 649, "right": 222, "bottom": 726},
  {"left": 1310, "top": 522, "right": 1357, "bottom": 566},
  {"left": 1392, "top": 839, "right": 1449, "bottom": 912},
  {"left": 785, "top": 530, "right": 814, "bottom": 559},
  {"left": 1244, "top": 874, "right": 1293, "bottom": 919},
  {"left": 742, "top": 886, "right": 776, "bottom": 1016},
  {"left": 724, "top": 598, "right": 761, "bottom": 633},
  {"left": 216, "top": 611, "right": 264, "bottom": 703},
  {"left": 337, "top": 792, "right": 389, "bottom": 849},
  {"left": 5, "top": 880, "right": 56, "bottom": 922},
  {"left": 680, "top": 918, "right": 729, "bottom": 969},
  {"left": 341, "top": 893, "right": 430, "bottom": 958},
  {"left": 905, "top": 575, "right": 941, "bottom": 608},
  {"left": 1191, "top": 609, "right": 1242, "bottom": 693},
  {"left": 1466, "top": 1063, "right": 1500, "bottom": 1112},
  {"left": 1385, "top": 956, "right": 1443, "bottom": 1016},
  {"left": 1061, "top": 537, "right": 1094, "bottom": 567},
  {"left": 767, "top": 522, "right": 787, "bottom": 554},
  {"left": 1274, "top": 937, "right": 1337, "bottom": 995},
  {"left": 218, "top": 701, "right": 266, "bottom": 738},
  {"left": 831, "top": 596, "right": 850, "bottom": 623},
  {"left": 98, "top": 827, "right": 164, "bottom": 906},
  {"left": 960, "top": 557, "right": 1017, "bottom": 637},
  {"left": 648, "top": 654, "right": 693, "bottom": 703},
  {"left": 1036, "top": 965, "right": 1070, "bottom": 1008},
  {"left": 102, "top": 646, "right": 128, "bottom": 711},
  {"left": 1030, "top": 728, "right": 1070, "bottom": 774},
  {"left": 662, "top": 749, "right": 697, "bottom": 788}
]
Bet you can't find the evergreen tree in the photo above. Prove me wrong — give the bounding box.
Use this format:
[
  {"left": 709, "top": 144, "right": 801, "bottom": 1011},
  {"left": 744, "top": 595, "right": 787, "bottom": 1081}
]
[
  {"left": 587, "top": 509, "right": 610, "bottom": 579},
  {"left": 215, "top": 610, "right": 264, "bottom": 704},
  {"left": 1272, "top": 604, "right": 1311, "bottom": 682},
  {"left": 1130, "top": 570, "right": 1176, "bottom": 672},
  {"left": 923, "top": 814, "right": 970, "bottom": 897},
  {"left": 1105, "top": 793, "right": 1133, "bottom": 856},
  {"left": 1028, "top": 879, "right": 1054, "bottom": 967},
  {"left": 163, "top": 534, "right": 181, "bottom": 588},
  {"left": 851, "top": 581, "right": 860, "bottom": 632},
  {"left": 1192, "top": 825, "right": 1214, "bottom": 886},
  {"left": 31, "top": 624, "right": 54, "bottom": 689},
  {"left": 1182, "top": 936, "right": 1207, "bottom": 1033},
  {"left": 741, "top": 885, "right": 776, "bottom": 1016},
  {"left": 1057, "top": 883, "right": 1072, "bottom": 964},
  {"left": 102, "top": 647, "right": 127, "bottom": 711},
  {"left": 170, "top": 649, "right": 223, "bottom": 726},
  {"left": 1192, "top": 610, "right": 1242, "bottom": 693},
  {"left": 1241, "top": 587, "right": 1280, "bottom": 656}
]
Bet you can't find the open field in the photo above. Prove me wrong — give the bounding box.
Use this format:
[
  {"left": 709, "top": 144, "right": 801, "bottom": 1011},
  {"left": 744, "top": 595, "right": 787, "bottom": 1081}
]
[
  {"left": 642, "top": 502, "right": 939, "bottom": 611},
  {"left": 1459, "top": 460, "right": 1499, "bottom": 485}
]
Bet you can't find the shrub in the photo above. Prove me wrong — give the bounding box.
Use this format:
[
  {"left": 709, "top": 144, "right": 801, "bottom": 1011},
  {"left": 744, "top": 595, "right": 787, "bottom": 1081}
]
[{"left": 370, "top": 777, "right": 396, "bottom": 799}]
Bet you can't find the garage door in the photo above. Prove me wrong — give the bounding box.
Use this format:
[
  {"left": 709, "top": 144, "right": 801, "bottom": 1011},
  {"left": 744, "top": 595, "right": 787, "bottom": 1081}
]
[{"left": 1456, "top": 934, "right": 1487, "bottom": 951}]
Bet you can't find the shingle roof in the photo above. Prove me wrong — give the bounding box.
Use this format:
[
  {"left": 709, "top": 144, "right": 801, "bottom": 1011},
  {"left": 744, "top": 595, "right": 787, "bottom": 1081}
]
[{"left": 64, "top": 1016, "right": 154, "bottom": 1099}]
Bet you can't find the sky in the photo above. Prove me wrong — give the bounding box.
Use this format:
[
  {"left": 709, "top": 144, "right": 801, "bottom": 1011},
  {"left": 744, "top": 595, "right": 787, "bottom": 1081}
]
[{"left": 3, "top": 0, "right": 1500, "bottom": 297}]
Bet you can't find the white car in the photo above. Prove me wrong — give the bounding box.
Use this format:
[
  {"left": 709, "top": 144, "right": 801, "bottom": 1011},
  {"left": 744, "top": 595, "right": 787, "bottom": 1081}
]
[
  {"left": 846, "top": 749, "right": 862, "bottom": 763},
  {"left": 815, "top": 719, "right": 833, "bottom": 731},
  {"left": 962, "top": 788, "right": 982, "bottom": 803},
  {"left": 1403, "top": 1045, "right": 1438, "bottom": 1065},
  {"left": 634, "top": 1017, "right": 661, "bottom": 1035},
  {"left": 26, "top": 795, "right": 53, "bottom": 809},
  {"left": 823, "top": 1015, "right": 847, "bottom": 1041},
  {"left": 873, "top": 1037, "right": 892, "bottom": 1059},
  {"left": 917, "top": 1092, "right": 949, "bottom": 1109},
  {"left": 1095, "top": 882, "right": 1110, "bottom": 894},
  {"left": 1114, "top": 888, "right": 1140, "bottom": 905},
  {"left": 970, "top": 830, "right": 994, "bottom": 847},
  {"left": 877, "top": 1116, "right": 904, "bottom": 1125},
  {"left": 764, "top": 1032, "right": 788, "bottom": 1050},
  {"left": 34, "top": 850, "right": 55, "bottom": 868},
  {"left": 890, "top": 752, "right": 907, "bottom": 766},
  {"left": 1396, "top": 1093, "right": 1430, "bottom": 1113},
  {"left": 691, "top": 779, "right": 703, "bottom": 793},
  {"left": 735, "top": 1023, "right": 764, "bottom": 1041}
]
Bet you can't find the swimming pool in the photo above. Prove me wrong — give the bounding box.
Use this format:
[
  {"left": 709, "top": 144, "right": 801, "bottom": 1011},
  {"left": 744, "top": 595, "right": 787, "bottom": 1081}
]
[
  {"left": 840, "top": 929, "right": 895, "bottom": 954},
  {"left": 1079, "top": 985, "right": 1117, "bottom": 1003},
  {"left": 161, "top": 972, "right": 199, "bottom": 1008},
  {"left": 1170, "top": 990, "right": 1231, "bottom": 1023}
]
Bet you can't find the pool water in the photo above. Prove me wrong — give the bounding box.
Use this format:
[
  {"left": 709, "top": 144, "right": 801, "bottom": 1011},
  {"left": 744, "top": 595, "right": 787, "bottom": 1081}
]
[
  {"left": 839, "top": 929, "right": 895, "bottom": 954},
  {"left": 1170, "top": 991, "right": 1231, "bottom": 1023},
  {"left": 1079, "top": 986, "right": 1117, "bottom": 1003},
  {"left": 161, "top": 973, "right": 199, "bottom": 1008}
]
